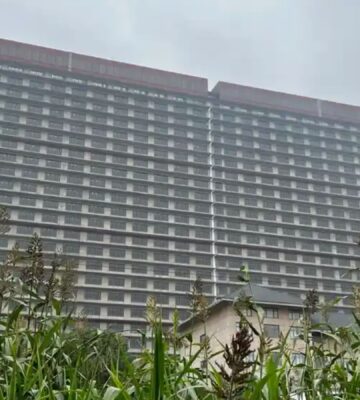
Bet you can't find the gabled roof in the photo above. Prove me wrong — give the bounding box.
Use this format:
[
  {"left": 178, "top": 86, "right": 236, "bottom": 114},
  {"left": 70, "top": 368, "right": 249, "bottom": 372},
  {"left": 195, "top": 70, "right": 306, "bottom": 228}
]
[
  {"left": 178, "top": 283, "right": 355, "bottom": 332},
  {"left": 226, "top": 283, "right": 304, "bottom": 307},
  {"left": 179, "top": 283, "right": 303, "bottom": 331}
]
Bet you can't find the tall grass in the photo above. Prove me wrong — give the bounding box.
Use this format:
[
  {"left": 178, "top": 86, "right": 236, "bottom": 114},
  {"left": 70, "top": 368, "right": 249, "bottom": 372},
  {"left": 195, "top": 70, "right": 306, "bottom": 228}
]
[{"left": 1, "top": 233, "right": 360, "bottom": 398}]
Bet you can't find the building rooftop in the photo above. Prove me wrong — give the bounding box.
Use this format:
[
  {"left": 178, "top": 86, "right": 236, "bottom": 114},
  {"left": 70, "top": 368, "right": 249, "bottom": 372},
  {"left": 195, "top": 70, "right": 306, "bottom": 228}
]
[
  {"left": 179, "top": 284, "right": 354, "bottom": 331},
  {"left": 226, "top": 283, "right": 304, "bottom": 307},
  {"left": 2, "top": 38, "right": 360, "bottom": 123},
  {"left": 0, "top": 38, "right": 208, "bottom": 97}
]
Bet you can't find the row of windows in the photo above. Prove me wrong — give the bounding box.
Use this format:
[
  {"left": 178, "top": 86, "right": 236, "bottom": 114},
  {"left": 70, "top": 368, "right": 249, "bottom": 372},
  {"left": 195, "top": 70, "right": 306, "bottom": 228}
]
[
  {"left": 0, "top": 175, "right": 210, "bottom": 199},
  {"left": 7, "top": 229, "right": 212, "bottom": 252},
  {"left": 4, "top": 121, "right": 360, "bottom": 164},
  {"left": 3, "top": 200, "right": 359, "bottom": 233},
  {"left": 79, "top": 304, "right": 188, "bottom": 320},
  {"left": 1, "top": 236, "right": 213, "bottom": 263},
  {"left": 3, "top": 198, "right": 359, "bottom": 234},
  {"left": 8, "top": 160, "right": 360, "bottom": 192},
  {"left": 1, "top": 74, "right": 208, "bottom": 109},
  {"left": 0, "top": 151, "right": 209, "bottom": 176},
  {"left": 0, "top": 113, "right": 207, "bottom": 136},
  {"left": 4, "top": 178, "right": 360, "bottom": 211},
  {"left": 0, "top": 154, "right": 210, "bottom": 186},
  {"left": 4, "top": 69, "right": 360, "bottom": 137},
  {"left": 212, "top": 112, "right": 359, "bottom": 139},
  {"left": 91, "top": 262, "right": 212, "bottom": 280},
  {"left": 0, "top": 138, "right": 209, "bottom": 164},
  {"left": 217, "top": 255, "right": 355, "bottom": 269},
  {"left": 215, "top": 158, "right": 360, "bottom": 181},
  {"left": 217, "top": 222, "right": 354, "bottom": 241},
  {"left": 216, "top": 213, "right": 358, "bottom": 230},
  {"left": 213, "top": 125, "right": 360, "bottom": 148},
  {"left": 4, "top": 188, "right": 359, "bottom": 222},
  {"left": 216, "top": 210, "right": 359, "bottom": 230},
  {"left": 217, "top": 283, "right": 353, "bottom": 305},
  {"left": 9, "top": 97, "right": 207, "bottom": 118},
  {"left": 218, "top": 267, "right": 350, "bottom": 284},
  {"left": 82, "top": 286, "right": 211, "bottom": 302},
  {"left": 214, "top": 157, "right": 358, "bottom": 174},
  {"left": 213, "top": 135, "right": 360, "bottom": 156},
  {"left": 3, "top": 196, "right": 210, "bottom": 223},
  {"left": 3, "top": 127, "right": 360, "bottom": 168},
  {"left": 4, "top": 176, "right": 360, "bottom": 204},
  {"left": 1, "top": 105, "right": 209, "bottom": 129},
  {"left": 216, "top": 233, "right": 355, "bottom": 252},
  {"left": 215, "top": 185, "right": 360, "bottom": 201},
  {"left": 1, "top": 190, "right": 211, "bottom": 213},
  {"left": 216, "top": 245, "right": 360, "bottom": 260},
  {"left": 215, "top": 107, "right": 351, "bottom": 125},
  {"left": 0, "top": 132, "right": 210, "bottom": 151},
  {"left": 77, "top": 274, "right": 356, "bottom": 298},
  {"left": 1, "top": 123, "right": 209, "bottom": 147}
]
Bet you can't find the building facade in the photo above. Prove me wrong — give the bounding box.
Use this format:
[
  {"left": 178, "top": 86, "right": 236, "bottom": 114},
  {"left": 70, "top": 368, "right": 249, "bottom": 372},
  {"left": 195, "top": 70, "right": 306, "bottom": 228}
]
[
  {"left": 179, "top": 284, "right": 352, "bottom": 369},
  {"left": 0, "top": 39, "right": 359, "bottom": 350}
]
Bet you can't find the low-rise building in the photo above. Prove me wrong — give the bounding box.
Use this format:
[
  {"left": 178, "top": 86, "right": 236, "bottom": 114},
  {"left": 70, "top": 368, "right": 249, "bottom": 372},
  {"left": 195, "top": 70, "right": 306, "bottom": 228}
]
[{"left": 178, "top": 284, "right": 353, "bottom": 368}]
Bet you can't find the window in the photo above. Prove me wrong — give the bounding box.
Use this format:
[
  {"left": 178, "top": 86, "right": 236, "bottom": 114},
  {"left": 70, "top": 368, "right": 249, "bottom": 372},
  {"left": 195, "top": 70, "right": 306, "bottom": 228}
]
[
  {"left": 265, "top": 308, "right": 279, "bottom": 319},
  {"left": 131, "top": 292, "right": 147, "bottom": 303},
  {"left": 108, "top": 276, "right": 124, "bottom": 287},
  {"left": 17, "top": 225, "right": 33, "bottom": 235},
  {"left": 87, "top": 246, "right": 103, "bottom": 256},
  {"left": 81, "top": 304, "right": 100, "bottom": 316},
  {"left": 44, "top": 185, "right": 60, "bottom": 195},
  {"left": 88, "top": 217, "right": 104, "bottom": 228},
  {"left": 64, "top": 230, "right": 81, "bottom": 240},
  {"left": 21, "top": 183, "right": 37, "bottom": 193},
  {"left": 87, "top": 232, "right": 103, "bottom": 242},
  {"left": 289, "top": 326, "right": 302, "bottom": 340},
  {"left": 85, "top": 274, "right": 102, "bottom": 285},
  {"left": 19, "top": 196, "right": 36, "bottom": 206},
  {"left": 108, "top": 291, "right": 124, "bottom": 301},
  {"left": 264, "top": 324, "right": 280, "bottom": 338},
  {"left": 88, "top": 204, "right": 104, "bottom": 214},
  {"left": 291, "top": 353, "right": 305, "bottom": 365},
  {"left": 84, "top": 289, "right": 101, "bottom": 300},
  {"left": 18, "top": 210, "right": 35, "bottom": 221}
]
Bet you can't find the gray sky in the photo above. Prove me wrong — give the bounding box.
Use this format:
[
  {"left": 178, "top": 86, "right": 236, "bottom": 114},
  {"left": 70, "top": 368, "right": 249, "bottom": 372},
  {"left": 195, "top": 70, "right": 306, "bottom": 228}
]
[{"left": 1, "top": 0, "right": 360, "bottom": 105}]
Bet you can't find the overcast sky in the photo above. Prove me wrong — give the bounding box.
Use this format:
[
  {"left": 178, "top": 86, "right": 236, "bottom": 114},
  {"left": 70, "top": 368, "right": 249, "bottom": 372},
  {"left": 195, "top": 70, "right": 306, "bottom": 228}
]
[{"left": 1, "top": 0, "right": 359, "bottom": 105}]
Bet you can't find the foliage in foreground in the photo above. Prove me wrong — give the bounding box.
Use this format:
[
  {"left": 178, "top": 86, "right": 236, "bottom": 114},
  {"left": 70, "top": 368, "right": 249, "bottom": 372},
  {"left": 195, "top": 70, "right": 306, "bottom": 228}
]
[{"left": 1, "top": 233, "right": 360, "bottom": 398}]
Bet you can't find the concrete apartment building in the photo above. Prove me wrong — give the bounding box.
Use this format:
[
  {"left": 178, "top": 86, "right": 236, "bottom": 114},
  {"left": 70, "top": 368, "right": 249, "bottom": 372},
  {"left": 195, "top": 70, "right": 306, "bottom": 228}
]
[{"left": 0, "top": 39, "right": 359, "bottom": 350}]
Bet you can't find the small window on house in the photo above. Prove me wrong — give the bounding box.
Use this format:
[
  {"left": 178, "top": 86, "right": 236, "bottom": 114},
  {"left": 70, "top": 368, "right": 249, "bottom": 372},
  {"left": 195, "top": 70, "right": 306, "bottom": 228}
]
[
  {"left": 289, "top": 310, "right": 302, "bottom": 320},
  {"left": 289, "top": 326, "right": 302, "bottom": 340},
  {"left": 264, "top": 324, "right": 280, "bottom": 338},
  {"left": 265, "top": 308, "right": 279, "bottom": 319}
]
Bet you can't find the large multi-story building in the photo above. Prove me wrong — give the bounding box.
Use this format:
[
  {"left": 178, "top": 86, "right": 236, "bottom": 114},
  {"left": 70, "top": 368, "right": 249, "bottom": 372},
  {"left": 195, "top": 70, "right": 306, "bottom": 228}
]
[{"left": 0, "top": 39, "right": 359, "bottom": 349}]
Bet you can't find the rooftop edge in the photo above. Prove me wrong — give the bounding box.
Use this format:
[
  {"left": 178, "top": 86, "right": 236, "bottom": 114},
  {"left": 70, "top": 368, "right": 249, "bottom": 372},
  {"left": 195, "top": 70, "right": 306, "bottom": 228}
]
[
  {"left": 0, "top": 38, "right": 208, "bottom": 97},
  {"left": 1, "top": 38, "right": 360, "bottom": 123},
  {"left": 212, "top": 81, "right": 360, "bottom": 124}
]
